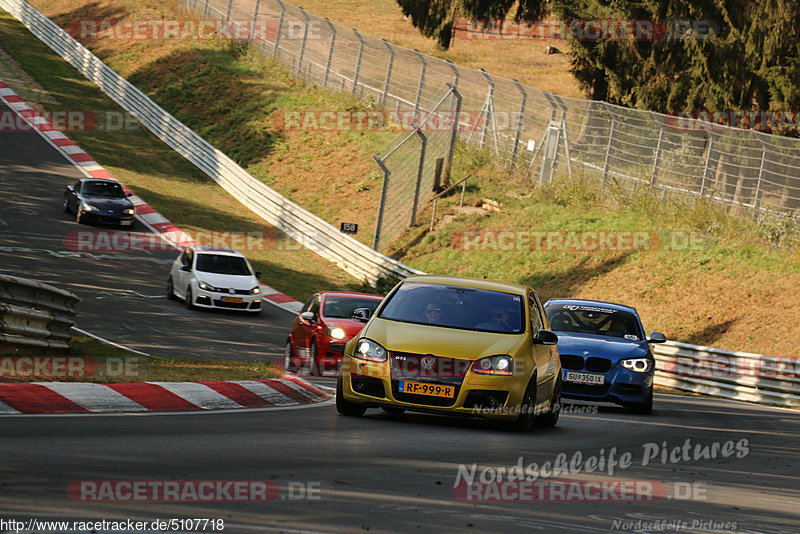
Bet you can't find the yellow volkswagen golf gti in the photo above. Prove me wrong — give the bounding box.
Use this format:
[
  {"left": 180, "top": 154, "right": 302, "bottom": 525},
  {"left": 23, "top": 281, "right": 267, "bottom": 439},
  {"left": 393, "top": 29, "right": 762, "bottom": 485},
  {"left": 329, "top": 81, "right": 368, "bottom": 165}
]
[{"left": 336, "top": 275, "right": 562, "bottom": 431}]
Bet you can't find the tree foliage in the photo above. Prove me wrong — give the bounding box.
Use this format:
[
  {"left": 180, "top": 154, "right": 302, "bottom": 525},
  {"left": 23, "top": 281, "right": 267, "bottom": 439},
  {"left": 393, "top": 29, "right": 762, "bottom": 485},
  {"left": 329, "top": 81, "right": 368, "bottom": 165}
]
[{"left": 398, "top": 0, "right": 800, "bottom": 122}]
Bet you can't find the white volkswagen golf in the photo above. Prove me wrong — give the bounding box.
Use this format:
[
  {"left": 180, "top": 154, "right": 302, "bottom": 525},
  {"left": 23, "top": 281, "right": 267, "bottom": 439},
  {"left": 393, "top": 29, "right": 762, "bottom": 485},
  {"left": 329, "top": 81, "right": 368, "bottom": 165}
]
[{"left": 167, "top": 246, "right": 262, "bottom": 313}]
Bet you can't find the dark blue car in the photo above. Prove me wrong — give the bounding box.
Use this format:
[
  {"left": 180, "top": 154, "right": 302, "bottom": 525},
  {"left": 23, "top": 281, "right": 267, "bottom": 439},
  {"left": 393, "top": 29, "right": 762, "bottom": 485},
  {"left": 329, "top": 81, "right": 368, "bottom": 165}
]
[
  {"left": 544, "top": 299, "right": 666, "bottom": 414},
  {"left": 63, "top": 179, "right": 135, "bottom": 226}
]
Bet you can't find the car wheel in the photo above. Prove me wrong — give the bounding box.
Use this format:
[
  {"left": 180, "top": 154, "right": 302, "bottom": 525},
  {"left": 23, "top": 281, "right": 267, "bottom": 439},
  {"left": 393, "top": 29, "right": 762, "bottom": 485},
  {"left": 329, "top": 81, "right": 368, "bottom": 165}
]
[
  {"left": 306, "top": 341, "right": 319, "bottom": 376},
  {"left": 630, "top": 388, "right": 653, "bottom": 415},
  {"left": 535, "top": 376, "right": 561, "bottom": 427},
  {"left": 511, "top": 377, "right": 537, "bottom": 432},
  {"left": 184, "top": 287, "right": 195, "bottom": 309},
  {"left": 284, "top": 340, "right": 297, "bottom": 372},
  {"left": 336, "top": 376, "right": 366, "bottom": 417},
  {"left": 63, "top": 197, "right": 70, "bottom": 213},
  {"left": 75, "top": 207, "right": 83, "bottom": 224},
  {"left": 166, "top": 277, "right": 176, "bottom": 300},
  {"left": 381, "top": 407, "right": 405, "bottom": 415}
]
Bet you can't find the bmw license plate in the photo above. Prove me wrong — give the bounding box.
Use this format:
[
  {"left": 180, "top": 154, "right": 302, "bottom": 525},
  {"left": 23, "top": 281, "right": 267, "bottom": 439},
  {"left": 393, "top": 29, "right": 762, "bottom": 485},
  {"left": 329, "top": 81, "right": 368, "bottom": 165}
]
[
  {"left": 399, "top": 381, "right": 454, "bottom": 398},
  {"left": 222, "top": 296, "right": 243, "bottom": 303},
  {"left": 563, "top": 371, "right": 605, "bottom": 385}
]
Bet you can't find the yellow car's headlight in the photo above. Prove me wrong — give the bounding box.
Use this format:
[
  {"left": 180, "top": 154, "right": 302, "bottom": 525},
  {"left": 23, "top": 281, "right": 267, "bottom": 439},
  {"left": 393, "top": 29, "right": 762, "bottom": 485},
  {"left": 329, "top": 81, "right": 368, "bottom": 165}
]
[
  {"left": 472, "top": 355, "right": 514, "bottom": 375},
  {"left": 353, "top": 338, "right": 387, "bottom": 362}
]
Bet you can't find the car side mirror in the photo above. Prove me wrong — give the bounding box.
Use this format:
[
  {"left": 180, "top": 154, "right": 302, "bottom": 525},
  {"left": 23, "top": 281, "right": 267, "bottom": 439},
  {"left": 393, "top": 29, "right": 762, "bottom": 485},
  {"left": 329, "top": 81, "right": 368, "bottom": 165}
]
[
  {"left": 533, "top": 329, "right": 558, "bottom": 345},
  {"left": 125, "top": 191, "right": 133, "bottom": 197},
  {"left": 300, "top": 311, "right": 316, "bottom": 322},
  {"left": 648, "top": 331, "right": 667, "bottom": 343},
  {"left": 351, "top": 308, "right": 371, "bottom": 323},
  {"left": 254, "top": 271, "right": 261, "bottom": 279},
  {"left": 180, "top": 265, "right": 191, "bottom": 272}
]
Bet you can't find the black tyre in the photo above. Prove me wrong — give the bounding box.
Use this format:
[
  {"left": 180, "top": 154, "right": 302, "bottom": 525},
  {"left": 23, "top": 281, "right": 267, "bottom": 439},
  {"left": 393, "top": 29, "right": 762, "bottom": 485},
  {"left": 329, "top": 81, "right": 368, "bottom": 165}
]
[
  {"left": 381, "top": 406, "right": 405, "bottom": 415},
  {"left": 535, "top": 376, "right": 561, "bottom": 427},
  {"left": 75, "top": 207, "right": 83, "bottom": 224},
  {"left": 184, "top": 287, "right": 195, "bottom": 309},
  {"left": 630, "top": 388, "right": 653, "bottom": 415},
  {"left": 166, "top": 277, "right": 176, "bottom": 300},
  {"left": 307, "top": 341, "right": 319, "bottom": 376},
  {"left": 336, "top": 376, "right": 366, "bottom": 417},
  {"left": 63, "top": 196, "right": 70, "bottom": 213},
  {"left": 284, "top": 341, "right": 297, "bottom": 372},
  {"left": 511, "top": 378, "right": 537, "bottom": 432}
]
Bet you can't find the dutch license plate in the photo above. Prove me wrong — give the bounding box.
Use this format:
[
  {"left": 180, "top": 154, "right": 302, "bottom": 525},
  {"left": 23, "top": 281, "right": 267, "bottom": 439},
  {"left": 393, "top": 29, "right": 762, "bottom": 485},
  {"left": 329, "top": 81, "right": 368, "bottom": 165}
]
[
  {"left": 563, "top": 371, "right": 605, "bottom": 385},
  {"left": 399, "top": 381, "right": 454, "bottom": 398},
  {"left": 222, "top": 296, "right": 243, "bottom": 303}
]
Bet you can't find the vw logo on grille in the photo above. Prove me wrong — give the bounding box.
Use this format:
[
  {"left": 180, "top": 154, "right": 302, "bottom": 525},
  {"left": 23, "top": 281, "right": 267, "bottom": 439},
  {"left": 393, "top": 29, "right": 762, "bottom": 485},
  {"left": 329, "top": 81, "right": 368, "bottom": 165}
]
[
  {"left": 228, "top": 288, "right": 235, "bottom": 294},
  {"left": 583, "top": 351, "right": 590, "bottom": 356},
  {"left": 421, "top": 355, "right": 436, "bottom": 371}
]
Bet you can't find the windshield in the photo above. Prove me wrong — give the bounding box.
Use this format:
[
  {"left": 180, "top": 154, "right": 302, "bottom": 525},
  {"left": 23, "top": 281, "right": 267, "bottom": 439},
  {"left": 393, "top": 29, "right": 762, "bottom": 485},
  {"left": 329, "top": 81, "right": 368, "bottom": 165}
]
[
  {"left": 545, "top": 304, "right": 643, "bottom": 340},
  {"left": 378, "top": 281, "right": 524, "bottom": 334},
  {"left": 82, "top": 181, "right": 125, "bottom": 198},
  {"left": 322, "top": 296, "right": 381, "bottom": 319},
  {"left": 195, "top": 254, "right": 252, "bottom": 276}
]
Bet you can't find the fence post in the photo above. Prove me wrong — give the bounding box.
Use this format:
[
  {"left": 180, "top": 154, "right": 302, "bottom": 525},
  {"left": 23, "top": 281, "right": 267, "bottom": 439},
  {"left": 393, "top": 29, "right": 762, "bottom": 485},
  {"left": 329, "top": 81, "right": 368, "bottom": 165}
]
[
  {"left": 601, "top": 103, "right": 615, "bottom": 182},
  {"left": 273, "top": 0, "right": 286, "bottom": 61},
  {"left": 372, "top": 156, "right": 391, "bottom": 251},
  {"left": 649, "top": 112, "right": 663, "bottom": 188},
  {"left": 203, "top": 0, "right": 210, "bottom": 19},
  {"left": 700, "top": 132, "right": 714, "bottom": 195},
  {"left": 511, "top": 79, "right": 527, "bottom": 164},
  {"left": 753, "top": 133, "right": 767, "bottom": 219},
  {"left": 478, "top": 68, "right": 499, "bottom": 154},
  {"left": 560, "top": 113, "right": 572, "bottom": 179},
  {"left": 445, "top": 83, "right": 462, "bottom": 185},
  {"left": 411, "top": 129, "right": 428, "bottom": 227},
  {"left": 322, "top": 18, "right": 336, "bottom": 88},
  {"left": 225, "top": 0, "right": 233, "bottom": 23},
  {"left": 351, "top": 29, "right": 365, "bottom": 95},
  {"left": 446, "top": 59, "right": 460, "bottom": 90},
  {"left": 296, "top": 8, "right": 311, "bottom": 78},
  {"left": 249, "top": 0, "right": 261, "bottom": 43},
  {"left": 413, "top": 49, "right": 427, "bottom": 113},
  {"left": 381, "top": 39, "right": 395, "bottom": 107}
]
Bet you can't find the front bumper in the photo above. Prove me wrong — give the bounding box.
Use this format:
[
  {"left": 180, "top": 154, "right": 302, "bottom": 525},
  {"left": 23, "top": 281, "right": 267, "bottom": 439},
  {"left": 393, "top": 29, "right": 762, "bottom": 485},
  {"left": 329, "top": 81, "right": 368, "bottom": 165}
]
[
  {"left": 79, "top": 211, "right": 135, "bottom": 226},
  {"left": 561, "top": 368, "right": 653, "bottom": 405},
  {"left": 193, "top": 288, "right": 262, "bottom": 312},
  {"left": 340, "top": 355, "right": 533, "bottom": 421}
]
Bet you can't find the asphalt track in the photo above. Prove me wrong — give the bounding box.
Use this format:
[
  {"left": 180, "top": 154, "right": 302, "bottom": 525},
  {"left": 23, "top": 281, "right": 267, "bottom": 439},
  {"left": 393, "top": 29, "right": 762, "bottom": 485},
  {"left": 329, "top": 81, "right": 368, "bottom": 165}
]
[
  {"left": 1, "top": 101, "right": 800, "bottom": 534},
  {"left": 0, "top": 100, "right": 295, "bottom": 361}
]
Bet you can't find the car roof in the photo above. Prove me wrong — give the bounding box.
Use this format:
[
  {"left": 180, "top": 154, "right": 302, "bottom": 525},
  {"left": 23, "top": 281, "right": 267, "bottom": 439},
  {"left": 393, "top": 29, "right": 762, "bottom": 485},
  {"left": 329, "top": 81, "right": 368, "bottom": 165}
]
[
  {"left": 190, "top": 246, "right": 243, "bottom": 256},
  {"left": 544, "top": 298, "right": 638, "bottom": 314},
  {"left": 319, "top": 291, "right": 382, "bottom": 300},
  {"left": 403, "top": 274, "right": 530, "bottom": 295}
]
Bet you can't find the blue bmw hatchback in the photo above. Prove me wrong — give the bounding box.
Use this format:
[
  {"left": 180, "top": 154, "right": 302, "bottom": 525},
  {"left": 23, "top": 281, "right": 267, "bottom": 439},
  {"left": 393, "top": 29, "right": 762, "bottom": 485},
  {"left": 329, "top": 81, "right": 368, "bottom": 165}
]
[{"left": 544, "top": 299, "right": 666, "bottom": 414}]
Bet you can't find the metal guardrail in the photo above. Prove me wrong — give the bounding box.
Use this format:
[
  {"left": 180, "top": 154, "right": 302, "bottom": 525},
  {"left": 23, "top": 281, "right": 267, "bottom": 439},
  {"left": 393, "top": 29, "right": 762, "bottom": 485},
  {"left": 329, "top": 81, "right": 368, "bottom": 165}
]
[
  {"left": 653, "top": 341, "right": 799, "bottom": 408},
  {"left": 0, "top": 0, "right": 422, "bottom": 286},
  {"left": 0, "top": 274, "right": 79, "bottom": 352}
]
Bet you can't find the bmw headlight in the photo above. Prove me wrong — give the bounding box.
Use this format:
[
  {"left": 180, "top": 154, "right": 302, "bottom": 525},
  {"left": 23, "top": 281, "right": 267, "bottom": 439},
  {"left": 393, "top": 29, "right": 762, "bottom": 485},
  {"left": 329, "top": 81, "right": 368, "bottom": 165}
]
[
  {"left": 621, "top": 358, "right": 652, "bottom": 373},
  {"left": 81, "top": 203, "right": 98, "bottom": 212},
  {"left": 353, "top": 338, "right": 387, "bottom": 362},
  {"left": 472, "top": 355, "right": 514, "bottom": 375},
  {"left": 327, "top": 327, "right": 347, "bottom": 340},
  {"left": 198, "top": 281, "right": 217, "bottom": 291},
  {"left": 249, "top": 286, "right": 260, "bottom": 295},
  {"left": 123, "top": 208, "right": 135, "bottom": 215}
]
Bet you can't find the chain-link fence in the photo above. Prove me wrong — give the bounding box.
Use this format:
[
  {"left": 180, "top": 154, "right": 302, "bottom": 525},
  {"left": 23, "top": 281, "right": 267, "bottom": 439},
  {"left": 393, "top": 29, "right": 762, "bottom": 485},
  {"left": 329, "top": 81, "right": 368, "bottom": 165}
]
[
  {"left": 372, "top": 86, "right": 461, "bottom": 252},
  {"left": 180, "top": 0, "right": 800, "bottom": 250}
]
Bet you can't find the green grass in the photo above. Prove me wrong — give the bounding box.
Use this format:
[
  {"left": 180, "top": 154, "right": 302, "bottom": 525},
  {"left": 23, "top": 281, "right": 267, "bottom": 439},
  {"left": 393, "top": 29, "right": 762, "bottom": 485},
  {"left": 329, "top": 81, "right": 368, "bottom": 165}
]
[{"left": 1, "top": 337, "right": 281, "bottom": 382}]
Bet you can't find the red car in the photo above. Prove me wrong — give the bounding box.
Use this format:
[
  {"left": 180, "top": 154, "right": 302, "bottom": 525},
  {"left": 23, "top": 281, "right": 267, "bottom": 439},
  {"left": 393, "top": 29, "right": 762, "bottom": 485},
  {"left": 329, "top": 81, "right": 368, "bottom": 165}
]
[{"left": 284, "top": 291, "right": 383, "bottom": 375}]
